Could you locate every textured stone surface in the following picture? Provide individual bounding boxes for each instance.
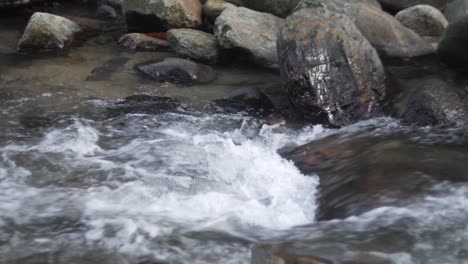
[243,0,300,17]
[118,33,168,51]
[378,0,448,11]
[396,5,448,37]
[214,7,284,68]
[167,29,219,63]
[277,8,385,127]
[18,12,81,51]
[203,0,236,21]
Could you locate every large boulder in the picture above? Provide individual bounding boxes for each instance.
[167,29,219,63]
[438,14,468,67]
[137,58,217,85]
[243,0,300,17]
[297,1,434,58]
[444,0,468,23]
[277,8,385,127]
[377,0,448,11]
[122,0,202,32]
[214,7,284,68]
[18,12,81,51]
[395,5,448,37]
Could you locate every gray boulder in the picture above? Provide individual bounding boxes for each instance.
[122,0,202,32]
[203,0,237,21]
[214,7,284,68]
[438,14,468,67]
[277,8,385,127]
[137,58,217,85]
[167,29,219,63]
[18,12,81,51]
[296,0,381,11]
[396,5,448,37]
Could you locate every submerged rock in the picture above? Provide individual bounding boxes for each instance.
[119,33,169,52]
[96,5,118,20]
[214,7,284,68]
[205,87,275,116]
[108,95,186,117]
[17,12,81,51]
[167,29,219,64]
[395,5,448,37]
[400,78,468,126]
[438,15,468,68]
[137,58,217,85]
[122,0,202,32]
[277,8,385,127]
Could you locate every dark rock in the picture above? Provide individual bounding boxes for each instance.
[205,87,275,116]
[203,0,237,21]
[251,245,333,264]
[378,0,448,11]
[87,57,130,81]
[96,5,118,20]
[122,0,202,32]
[118,33,169,52]
[18,12,81,51]
[400,78,468,126]
[137,58,217,85]
[167,29,219,63]
[444,0,468,23]
[277,8,385,127]
[108,94,186,117]
[282,130,468,220]
[243,0,300,17]
[438,14,468,68]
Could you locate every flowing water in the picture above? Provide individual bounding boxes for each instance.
[1,7,468,264]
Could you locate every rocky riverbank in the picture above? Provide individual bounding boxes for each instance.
[2,0,468,263]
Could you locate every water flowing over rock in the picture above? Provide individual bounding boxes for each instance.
[167,29,219,64]
[214,7,284,68]
[277,8,385,127]
[137,58,217,85]
[377,0,448,11]
[438,14,468,67]
[395,5,448,38]
[18,12,81,51]
[122,0,202,32]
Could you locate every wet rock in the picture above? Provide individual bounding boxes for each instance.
[87,57,130,81]
[108,94,186,117]
[205,87,275,116]
[119,33,169,52]
[214,7,284,68]
[17,12,81,51]
[243,0,300,17]
[282,130,468,220]
[277,8,385,127]
[122,0,202,32]
[400,78,468,126]
[378,0,448,11]
[251,245,332,264]
[167,29,219,64]
[347,3,435,58]
[99,0,122,9]
[0,0,36,8]
[438,15,468,68]
[203,0,237,21]
[395,5,448,37]
[444,0,468,23]
[96,5,118,20]
[296,0,382,11]
[137,58,217,85]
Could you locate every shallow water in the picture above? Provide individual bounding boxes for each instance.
[1,7,468,264]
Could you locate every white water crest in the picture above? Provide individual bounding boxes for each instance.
[0,113,325,261]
